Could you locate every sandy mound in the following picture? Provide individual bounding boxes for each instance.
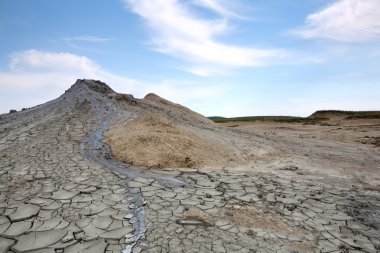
[104,114,235,168]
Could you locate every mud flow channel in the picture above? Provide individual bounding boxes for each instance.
[79,103,186,252]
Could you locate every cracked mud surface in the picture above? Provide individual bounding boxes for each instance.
[0,79,379,252]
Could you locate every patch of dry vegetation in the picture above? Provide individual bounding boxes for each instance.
[210,110,380,124]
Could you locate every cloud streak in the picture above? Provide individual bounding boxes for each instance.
[191,0,242,19]
[62,35,113,42]
[292,0,380,42]
[124,0,286,74]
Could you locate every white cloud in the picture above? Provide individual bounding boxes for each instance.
[124,0,285,74]
[184,66,228,77]
[9,50,101,74]
[0,50,228,113]
[0,50,137,113]
[4,49,137,90]
[292,0,380,42]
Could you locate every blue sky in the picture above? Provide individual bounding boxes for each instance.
[0,0,379,116]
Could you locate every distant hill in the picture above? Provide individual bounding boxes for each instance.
[309,110,380,120]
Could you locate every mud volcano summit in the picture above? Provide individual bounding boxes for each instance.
[0,79,379,252]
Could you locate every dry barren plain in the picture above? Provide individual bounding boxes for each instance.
[0,80,379,253]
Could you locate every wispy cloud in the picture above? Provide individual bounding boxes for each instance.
[124,0,286,75]
[0,50,228,113]
[291,0,380,42]
[62,35,113,42]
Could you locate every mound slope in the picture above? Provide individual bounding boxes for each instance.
[143,93,214,125]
